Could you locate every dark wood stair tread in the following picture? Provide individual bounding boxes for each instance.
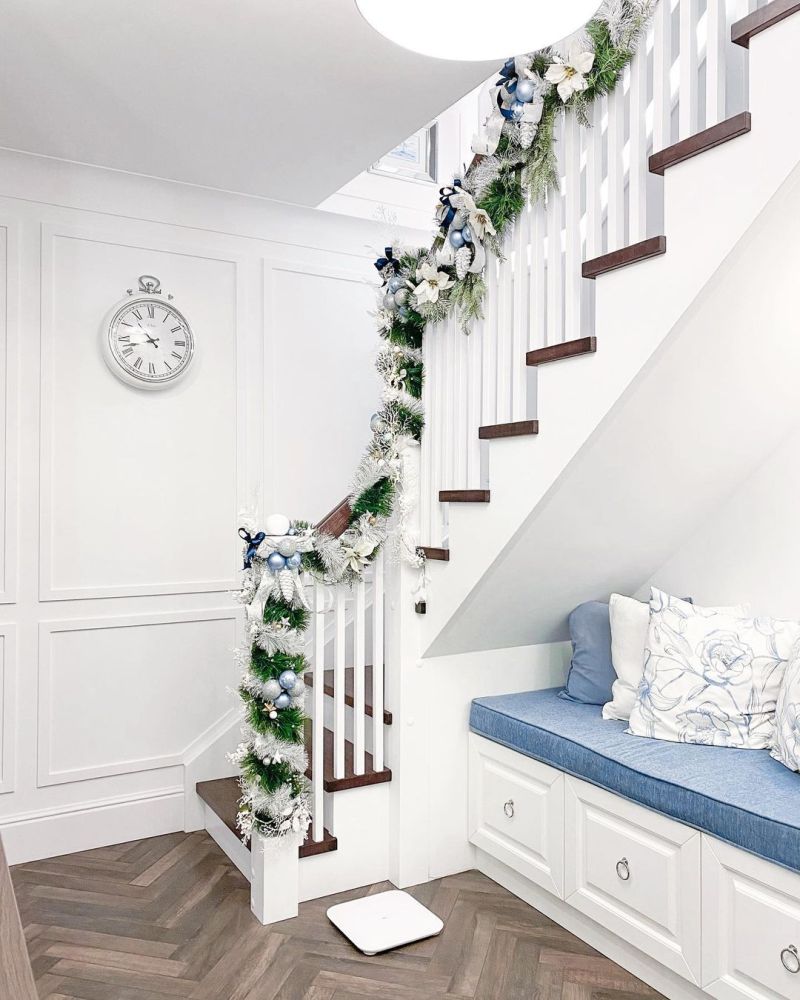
[305,665,393,725]
[526,337,596,367]
[650,113,751,175]
[582,236,666,278]
[439,490,490,502]
[732,0,800,46]
[304,723,392,792]
[418,546,450,561]
[479,420,539,440]
[197,776,338,859]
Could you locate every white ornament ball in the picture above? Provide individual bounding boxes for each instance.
[264,678,282,700]
[264,513,291,536]
[277,537,297,558]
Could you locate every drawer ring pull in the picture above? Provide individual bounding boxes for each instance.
[615,857,631,881]
[781,945,800,974]
[503,799,515,818]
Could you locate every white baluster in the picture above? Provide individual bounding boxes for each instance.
[441,318,454,489]
[629,52,649,244]
[419,331,432,545]
[353,578,366,775]
[466,306,483,484]
[454,311,467,487]
[371,550,385,772]
[563,111,582,342]
[312,582,325,842]
[585,99,603,260]
[429,322,444,543]
[511,201,529,420]
[333,585,346,780]
[607,89,625,251]
[529,202,547,351]
[679,0,699,139]
[653,0,673,153]
[705,0,727,128]
[481,256,498,424]
[496,231,513,421]
[546,117,564,344]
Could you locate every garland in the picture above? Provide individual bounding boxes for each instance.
[232,0,654,843]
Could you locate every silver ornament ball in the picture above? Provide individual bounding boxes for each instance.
[274,692,291,710]
[383,291,398,312]
[286,550,302,570]
[277,537,297,558]
[394,287,409,307]
[449,229,465,249]
[461,224,473,244]
[278,669,298,690]
[370,413,386,433]
[515,77,536,103]
[398,305,410,319]
[387,275,404,293]
[266,551,287,572]
[263,678,282,701]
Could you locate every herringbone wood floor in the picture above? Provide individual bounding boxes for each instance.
[11,831,663,1000]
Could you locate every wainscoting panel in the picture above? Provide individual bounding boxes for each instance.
[0,223,17,605]
[264,259,380,523]
[38,611,239,786]
[39,224,242,601]
[0,626,15,794]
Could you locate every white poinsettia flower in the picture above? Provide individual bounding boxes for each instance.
[413,260,454,305]
[468,208,496,241]
[545,46,595,102]
[342,536,377,573]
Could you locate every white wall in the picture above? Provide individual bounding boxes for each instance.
[641,423,800,617]
[0,147,426,863]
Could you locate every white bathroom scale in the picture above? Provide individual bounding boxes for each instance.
[327,889,444,955]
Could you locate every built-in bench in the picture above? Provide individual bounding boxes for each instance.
[470,687,800,874]
[468,687,800,1000]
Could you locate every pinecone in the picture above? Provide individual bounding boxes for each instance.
[518,122,537,150]
[455,245,473,280]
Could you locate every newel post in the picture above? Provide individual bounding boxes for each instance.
[384,442,431,888]
[250,830,302,924]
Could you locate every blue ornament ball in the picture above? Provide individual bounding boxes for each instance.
[461,224,473,244]
[514,77,536,103]
[387,275,404,293]
[286,550,302,570]
[279,669,297,690]
[398,305,410,319]
[274,691,292,710]
[266,551,287,572]
[510,100,525,121]
[449,229,465,249]
[263,678,282,701]
[287,526,297,536]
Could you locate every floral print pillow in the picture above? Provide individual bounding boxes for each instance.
[627,589,800,749]
[771,643,800,771]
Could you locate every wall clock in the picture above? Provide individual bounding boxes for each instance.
[101,275,195,390]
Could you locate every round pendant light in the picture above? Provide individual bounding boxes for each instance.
[355,0,601,62]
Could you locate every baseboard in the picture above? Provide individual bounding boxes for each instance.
[0,787,184,865]
[475,850,706,1000]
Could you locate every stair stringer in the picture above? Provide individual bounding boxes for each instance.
[420,14,800,657]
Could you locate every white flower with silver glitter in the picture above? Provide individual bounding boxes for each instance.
[342,536,377,573]
[545,46,595,102]
[413,261,454,306]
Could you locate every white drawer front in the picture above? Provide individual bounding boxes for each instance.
[564,776,702,984]
[703,838,800,1000]
[468,734,564,897]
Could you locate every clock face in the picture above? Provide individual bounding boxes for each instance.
[105,298,194,388]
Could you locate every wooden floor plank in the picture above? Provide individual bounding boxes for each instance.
[11,832,663,1000]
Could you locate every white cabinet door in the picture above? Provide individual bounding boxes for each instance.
[564,776,702,985]
[703,837,800,1000]
[468,734,564,897]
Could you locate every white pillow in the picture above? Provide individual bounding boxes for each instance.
[627,588,799,748]
[602,592,747,722]
[771,641,800,771]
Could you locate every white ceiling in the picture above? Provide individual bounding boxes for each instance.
[0,1,497,205]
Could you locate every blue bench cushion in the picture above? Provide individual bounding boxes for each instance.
[470,687,800,874]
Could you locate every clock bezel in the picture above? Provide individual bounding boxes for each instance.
[101,292,196,391]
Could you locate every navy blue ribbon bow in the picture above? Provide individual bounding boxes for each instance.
[438,179,463,233]
[496,57,519,119]
[374,247,399,278]
[238,527,266,569]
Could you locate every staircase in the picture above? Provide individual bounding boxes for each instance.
[193,0,800,927]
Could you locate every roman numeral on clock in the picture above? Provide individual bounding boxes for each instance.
[164,359,172,371]
[171,350,182,360]
[132,309,143,321]
[148,362,155,374]
[122,347,134,357]
[134,357,143,369]
[171,326,181,334]
[174,340,185,347]
[118,335,130,343]
[146,303,155,318]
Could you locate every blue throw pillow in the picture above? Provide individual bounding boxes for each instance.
[560,601,615,706]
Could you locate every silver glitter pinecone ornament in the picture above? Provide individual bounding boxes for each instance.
[455,245,472,280]
[518,122,537,150]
